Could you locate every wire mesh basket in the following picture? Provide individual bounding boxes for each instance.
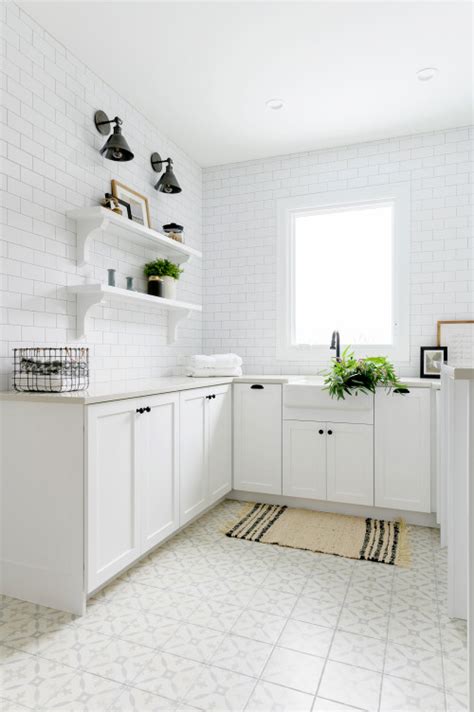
[13,347,89,393]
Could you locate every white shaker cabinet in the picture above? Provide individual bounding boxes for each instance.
[87,392,180,592]
[375,388,431,512]
[326,422,373,506]
[179,384,232,525]
[283,420,373,505]
[283,421,327,499]
[139,394,180,553]
[233,383,282,494]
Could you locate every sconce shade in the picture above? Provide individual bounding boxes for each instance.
[155,161,182,193]
[100,124,134,162]
[94,110,134,162]
[151,152,182,194]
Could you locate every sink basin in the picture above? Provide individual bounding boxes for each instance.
[283,380,373,423]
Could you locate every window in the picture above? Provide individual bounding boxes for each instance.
[277,185,409,362]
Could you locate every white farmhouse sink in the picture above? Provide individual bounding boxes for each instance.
[283,379,374,424]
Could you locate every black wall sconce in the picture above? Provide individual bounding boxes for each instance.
[150,152,182,193]
[94,110,134,162]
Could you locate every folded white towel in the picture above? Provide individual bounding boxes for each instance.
[186,366,243,377]
[188,353,243,369]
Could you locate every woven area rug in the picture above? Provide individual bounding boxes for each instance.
[225,503,410,566]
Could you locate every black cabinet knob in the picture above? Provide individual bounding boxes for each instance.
[145,406,151,413]
[318,429,324,435]
[327,429,333,435]
[136,407,144,414]
[212,394,216,399]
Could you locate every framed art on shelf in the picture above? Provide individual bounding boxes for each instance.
[420,346,448,379]
[111,180,151,228]
[437,320,474,367]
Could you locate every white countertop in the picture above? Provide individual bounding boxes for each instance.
[0,373,439,405]
[441,365,474,380]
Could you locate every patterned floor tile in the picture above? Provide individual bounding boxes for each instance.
[184,665,257,711]
[1,503,466,712]
[211,633,273,677]
[384,642,444,688]
[43,670,124,710]
[291,596,341,629]
[246,680,314,711]
[329,630,386,672]
[116,611,181,650]
[110,686,178,711]
[379,674,446,711]
[261,646,325,694]
[81,637,157,684]
[277,619,333,658]
[231,609,287,645]
[161,623,225,663]
[133,651,204,701]
[318,660,382,712]
[0,648,77,708]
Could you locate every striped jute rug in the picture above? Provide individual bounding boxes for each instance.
[225,503,410,566]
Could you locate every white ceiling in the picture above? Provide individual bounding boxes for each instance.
[20,1,473,167]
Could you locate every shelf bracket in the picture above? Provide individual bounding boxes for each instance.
[76,217,110,266]
[76,292,105,339]
[168,309,192,344]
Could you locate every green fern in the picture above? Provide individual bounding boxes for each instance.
[322,346,409,400]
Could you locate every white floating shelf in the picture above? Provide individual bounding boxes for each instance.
[67,206,202,267]
[67,284,202,343]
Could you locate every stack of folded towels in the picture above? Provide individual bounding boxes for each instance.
[186,353,243,377]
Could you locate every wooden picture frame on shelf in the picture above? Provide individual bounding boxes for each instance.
[111,180,151,229]
[437,320,474,367]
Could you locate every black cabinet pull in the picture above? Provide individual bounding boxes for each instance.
[212,394,216,399]
[318,429,324,435]
[136,407,144,414]
[250,384,264,389]
[145,406,151,413]
[327,429,333,435]
[206,395,211,400]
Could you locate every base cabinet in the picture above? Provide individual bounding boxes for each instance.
[283,420,373,505]
[283,421,326,499]
[87,393,180,592]
[326,422,373,506]
[375,389,431,512]
[234,384,282,494]
[179,384,232,526]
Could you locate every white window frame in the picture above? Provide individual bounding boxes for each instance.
[276,183,410,363]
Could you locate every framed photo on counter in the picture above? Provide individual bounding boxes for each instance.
[420,346,448,379]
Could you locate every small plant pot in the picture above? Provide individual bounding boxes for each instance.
[147,276,163,297]
[161,276,177,300]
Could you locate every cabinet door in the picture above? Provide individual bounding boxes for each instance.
[179,389,208,525]
[375,389,431,512]
[234,384,282,494]
[139,393,179,554]
[326,422,373,506]
[283,421,327,499]
[87,399,140,592]
[208,385,232,505]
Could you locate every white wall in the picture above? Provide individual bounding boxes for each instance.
[0,3,202,390]
[203,127,473,376]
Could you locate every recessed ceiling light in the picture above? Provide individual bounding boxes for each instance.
[266,98,284,110]
[416,67,439,82]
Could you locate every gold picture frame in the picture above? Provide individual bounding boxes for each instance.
[111,180,151,229]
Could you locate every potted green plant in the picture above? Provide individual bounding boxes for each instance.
[143,259,183,300]
[323,347,409,400]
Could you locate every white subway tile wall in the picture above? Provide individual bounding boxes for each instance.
[202,127,473,376]
[1,2,473,387]
[0,2,203,390]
